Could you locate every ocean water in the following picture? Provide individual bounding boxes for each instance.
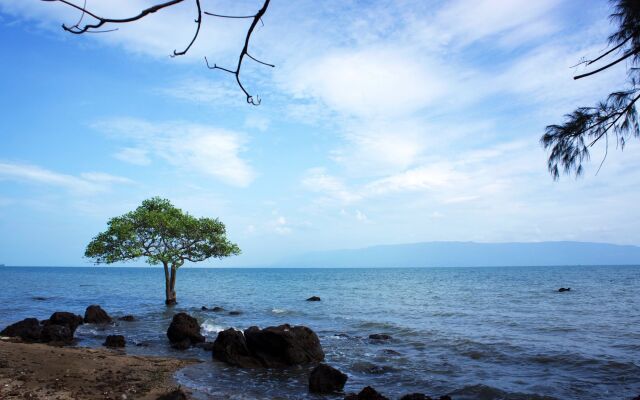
[1,266,639,400]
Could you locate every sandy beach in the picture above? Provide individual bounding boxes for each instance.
[0,340,197,400]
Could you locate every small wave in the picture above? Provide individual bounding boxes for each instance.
[271,308,289,314]
[201,320,226,335]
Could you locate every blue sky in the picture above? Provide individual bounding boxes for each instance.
[1,0,639,267]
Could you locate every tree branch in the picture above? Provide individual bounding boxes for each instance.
[172,0,201,57]
[204,0,272,105]
[574,47,640,80]
[41,0,185,34]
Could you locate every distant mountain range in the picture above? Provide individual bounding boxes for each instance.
[280,241,640,268]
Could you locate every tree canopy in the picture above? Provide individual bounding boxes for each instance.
[85,197,240,304]
[542,0,640,179]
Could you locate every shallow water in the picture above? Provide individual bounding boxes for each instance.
[1,266,639,399]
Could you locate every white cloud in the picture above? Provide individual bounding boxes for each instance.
[113,148,151,166]
[0,162,132,195]
[95,118,255,187]
[286,46,449,118]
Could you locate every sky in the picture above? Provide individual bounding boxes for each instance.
[1,0,640,267]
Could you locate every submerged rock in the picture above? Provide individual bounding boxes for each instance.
[344,386,390,400]
[104,335,126,348]
[369,333,392,341]
[558,287,571,292]
[400,395,432,400]
[84,305,112,324]
[212,306,225,312]
[212,324,325,368]
[194,342,215,351]
[306,296,321,301]
[166,312,204,349]
[228,310,242,316]
[118,315,135,322]
[1,318,43,342]
[309,363,348,393]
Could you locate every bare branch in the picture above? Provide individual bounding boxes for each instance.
[574,47,640,80]
[172,0,201,57]
[42,0,185,33]
[43,0,273,104]
[203,0,273,105]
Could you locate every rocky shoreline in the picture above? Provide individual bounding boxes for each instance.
[0,304,457,399]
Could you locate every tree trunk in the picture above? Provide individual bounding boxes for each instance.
[167,265,178,305]
[164,262,176,305]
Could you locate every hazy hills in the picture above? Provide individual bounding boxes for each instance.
[281,241,640,268]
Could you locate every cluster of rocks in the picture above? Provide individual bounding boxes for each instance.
[0,305,132,348]
[0,305,112,345]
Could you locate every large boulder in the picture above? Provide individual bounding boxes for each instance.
[0,318,42,342]
[244,324,325,367]
[212,324,324,368]
[84,305,112,324]
[212,328,263,368]
[309,363,348,393]
[344,386,390,400]
[41,324,73,344]
[46,311,83,334]
[166,313,204,348]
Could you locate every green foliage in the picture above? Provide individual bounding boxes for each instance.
[85,197,240,267]
[542,0,640,179]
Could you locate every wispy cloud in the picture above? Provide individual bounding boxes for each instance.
[0,162,133,195]
[95,118,255,187]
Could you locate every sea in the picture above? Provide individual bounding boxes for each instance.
[0,266,639,400]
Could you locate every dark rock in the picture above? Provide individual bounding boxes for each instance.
[244,324,325,367]
[171,339,192,350]
[166,313,204,347]
[344,386,389,400]
[1,318,42,341]
[84,305,112,324]
[136,342,151,347]
[309,363,348,393]
[369,333,392,341]
[212,324,325,368]
[228,310,242,316]
[439,396,452,400]
[400,394,433,400]
[201,306,209,311]
[212,307,224,312]
[381,349,401,356]
[194,342,215,351]
[118,315,135,322]
[41,324,73,344]
[104,335,126,348]
[156,388,188,400]
[47,312,83,334]
[31,296,48,301]
[306,296,321,301]
[212,328,263,368]
[558,287,571,292]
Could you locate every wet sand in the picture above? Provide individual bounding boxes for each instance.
[0,340,198,399]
